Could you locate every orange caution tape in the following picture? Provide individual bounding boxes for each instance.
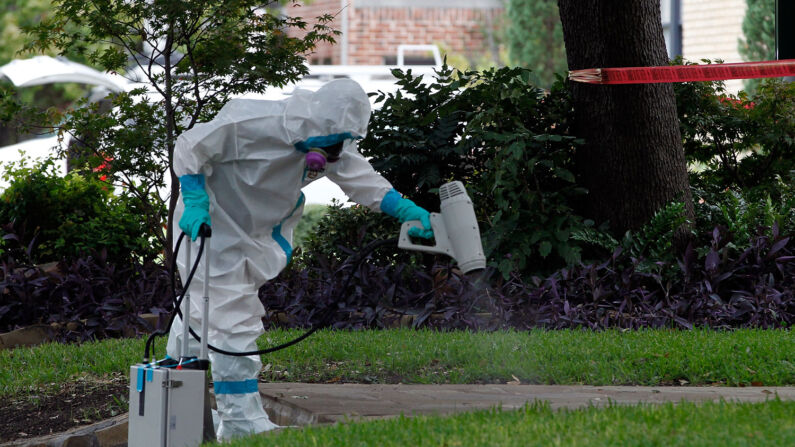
[569,59,795,84]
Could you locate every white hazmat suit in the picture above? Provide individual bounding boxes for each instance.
[166,79,399,440]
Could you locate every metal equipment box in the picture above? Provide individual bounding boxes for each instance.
[128,365,209,447]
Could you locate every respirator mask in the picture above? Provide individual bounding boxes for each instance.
[305,140,344,179]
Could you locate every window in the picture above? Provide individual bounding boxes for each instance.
[661,0,682,58]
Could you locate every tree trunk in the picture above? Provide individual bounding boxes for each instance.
[557,0,693,235]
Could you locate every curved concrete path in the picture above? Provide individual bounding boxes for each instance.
[4,384,793,446]
[259,383,795,425]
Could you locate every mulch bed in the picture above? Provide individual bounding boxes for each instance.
[0,374,129,443]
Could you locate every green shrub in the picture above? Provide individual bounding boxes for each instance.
[293,204,328,248]
[307,63,792,280]
[571,201,691,284]
[692,174,795,249]
[0,158,159,264]
[674,60,795,195]
[292,202,424,272]
[360,65,586,278]
[573,202,689,260]
[673,62,794,249]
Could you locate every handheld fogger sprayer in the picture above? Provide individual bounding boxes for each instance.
[398,181,487,274]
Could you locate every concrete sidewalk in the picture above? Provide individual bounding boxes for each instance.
[5,384,794,447]
[259,383,795,426]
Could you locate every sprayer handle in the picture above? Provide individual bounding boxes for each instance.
[198,223,212,238]
[397,213,452,256]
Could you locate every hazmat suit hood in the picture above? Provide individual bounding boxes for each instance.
[284,78,371,144]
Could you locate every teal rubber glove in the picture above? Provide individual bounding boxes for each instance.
[380,189,434,239]
[178,174,211,241]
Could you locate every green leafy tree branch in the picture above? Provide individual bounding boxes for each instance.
[2,0,339,263]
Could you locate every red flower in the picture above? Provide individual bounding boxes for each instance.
[92,155,114,182]
[716,95,755,110]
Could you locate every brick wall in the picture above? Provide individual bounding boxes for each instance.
[348,6,502,65]
[287,0,342,65]
[288,1,503,65]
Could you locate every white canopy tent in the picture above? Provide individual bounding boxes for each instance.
[0,55,129,92]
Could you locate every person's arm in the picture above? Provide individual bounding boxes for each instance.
[324,143,393,209]
[326,143,434,239]
[173,117,237,240]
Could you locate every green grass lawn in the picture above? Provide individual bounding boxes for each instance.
[215,399,795,447]
[1,328,793,396]
[2,328,792,446]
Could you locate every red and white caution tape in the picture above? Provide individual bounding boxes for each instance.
[569,59,795,84]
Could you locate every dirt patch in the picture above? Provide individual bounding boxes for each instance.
[0,374,129,443]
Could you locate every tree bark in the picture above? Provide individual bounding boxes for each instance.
[557,0,693,234]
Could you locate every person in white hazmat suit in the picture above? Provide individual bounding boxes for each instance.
[166,79,434,440]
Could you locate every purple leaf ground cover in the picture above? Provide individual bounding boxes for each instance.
[261,228,793,331]
[0,250,171,341]
[0,228,791,341]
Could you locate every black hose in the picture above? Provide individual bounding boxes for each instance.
[143,230,204,361]
[147,232,398,360]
